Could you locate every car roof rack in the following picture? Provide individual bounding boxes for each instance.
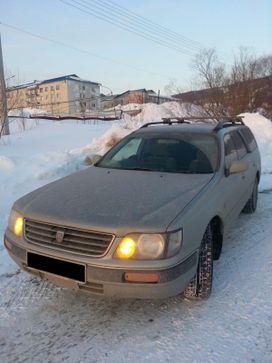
[140,117,193,128]
[213,116,245,131]
[140,116,245,130]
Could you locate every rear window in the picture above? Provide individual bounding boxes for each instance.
[239,128,257,152]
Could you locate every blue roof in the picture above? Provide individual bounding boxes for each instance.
[7,74,100,91]
[40,74,100,85]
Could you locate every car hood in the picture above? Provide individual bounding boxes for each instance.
[14,166,213,236]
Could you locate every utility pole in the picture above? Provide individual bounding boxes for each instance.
[157,89,160,104]
[0,34,9,137]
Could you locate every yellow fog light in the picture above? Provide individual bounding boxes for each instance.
[14,217,23,236]
[116,237,136,259]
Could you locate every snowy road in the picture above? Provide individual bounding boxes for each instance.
[1,191,271,363]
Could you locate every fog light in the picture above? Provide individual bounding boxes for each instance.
[116,237,136,259]
[14,217,23,236]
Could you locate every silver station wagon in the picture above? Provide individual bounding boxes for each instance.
[4,117,261,299]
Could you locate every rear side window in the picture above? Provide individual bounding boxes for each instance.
[239,128,257,152]
[224,133,238,165]
[231,131,247,160]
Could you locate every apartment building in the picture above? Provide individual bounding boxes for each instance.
[7,74,101,114]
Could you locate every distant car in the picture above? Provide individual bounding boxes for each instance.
[4,117,261,299]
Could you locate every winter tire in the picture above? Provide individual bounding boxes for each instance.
[184,224,213,299]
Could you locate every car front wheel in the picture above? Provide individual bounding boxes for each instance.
[183,224,213,299]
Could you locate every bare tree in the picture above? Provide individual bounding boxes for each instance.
[194,48,227,89]
[190,48,229,119]
[164,78,183,96]
[189,47,272,118]
[0,35,9,136]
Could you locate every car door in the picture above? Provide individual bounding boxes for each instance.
[231,130,252,209]
[222,132,247,226]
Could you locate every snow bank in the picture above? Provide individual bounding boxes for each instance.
[88,125,130,155]
[242,112,272,174]
[0,155,15,171]
[132,102,201,123]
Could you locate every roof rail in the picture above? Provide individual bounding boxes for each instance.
[139,116,245,129]
[213,116,245,131]
[140,117,191,128]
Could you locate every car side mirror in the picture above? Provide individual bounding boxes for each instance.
[225,160,248,177]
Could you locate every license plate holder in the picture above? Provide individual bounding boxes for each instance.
[27,252,86,283]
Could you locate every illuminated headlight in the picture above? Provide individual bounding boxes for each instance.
[8,210,24,237]
[114,230,182,260]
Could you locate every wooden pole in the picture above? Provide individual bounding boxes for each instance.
[0,34,9,136]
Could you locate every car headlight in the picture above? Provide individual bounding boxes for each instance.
[166,230,183,258]
[8,210,24,237]
[114,230,182,260]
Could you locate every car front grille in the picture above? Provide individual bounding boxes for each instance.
[24,219,114,257]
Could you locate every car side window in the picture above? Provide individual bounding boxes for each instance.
[239,128,257,152]
[224,133,238,168]
[231,131,248,160]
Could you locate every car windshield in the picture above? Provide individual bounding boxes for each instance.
[96,134,219,174]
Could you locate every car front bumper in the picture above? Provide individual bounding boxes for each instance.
[4,234,197,299]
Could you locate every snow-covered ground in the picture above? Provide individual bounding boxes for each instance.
[0,107,272,362]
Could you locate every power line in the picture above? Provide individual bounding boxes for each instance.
[59,0,197,56]
[79,0,204,51]
[97,0,205,48]
[0,21,179,80]
[59,0,230,62]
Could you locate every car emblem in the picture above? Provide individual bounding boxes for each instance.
[56,230,65,243]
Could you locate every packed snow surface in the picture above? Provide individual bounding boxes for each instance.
[0,106,272,362]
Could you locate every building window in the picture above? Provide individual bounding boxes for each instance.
[56,94,59,99]
[56,85,60,90]
[92,103,96,108]
[40,88,43,93]
[51,86,54,91]
[82,85,85,90]
[45,87,48,92]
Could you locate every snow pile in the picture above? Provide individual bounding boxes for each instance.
[242,112,272,174]
[113,101,202,128]
[130,102,201,123]
[87,125,130,155]
[0,155,15,171]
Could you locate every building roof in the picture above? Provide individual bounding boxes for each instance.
[7,74,100,91]
[40,74,100,86]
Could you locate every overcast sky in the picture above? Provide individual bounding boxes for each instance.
[1,0,271,94]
